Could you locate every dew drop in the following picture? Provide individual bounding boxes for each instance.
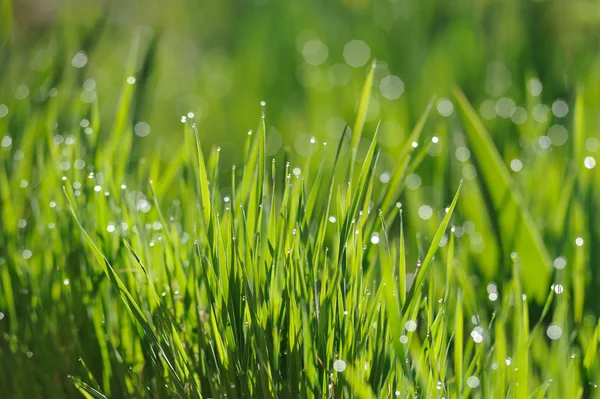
[546,323,563,340]
[466,376,480,388]
[333,359,346,372]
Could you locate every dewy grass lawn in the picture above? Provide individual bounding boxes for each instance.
[1,54,600,399]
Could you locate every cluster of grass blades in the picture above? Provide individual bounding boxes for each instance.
[1,57,600,399]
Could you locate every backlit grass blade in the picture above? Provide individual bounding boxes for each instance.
[403,181,462,313]
[342,365,377,399]
[378,98,434,221]
[453,86,552,302]
[584,320,600,373]
[68,375,108,399]
[339,129,379,259]
[454,290,463,395]
[399,216,406,307]
[349,60,376,176]
[192,123,212,226]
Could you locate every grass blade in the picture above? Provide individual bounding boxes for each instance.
[453,86,552,302]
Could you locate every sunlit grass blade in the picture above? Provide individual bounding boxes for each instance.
[403,181,462,314]
[192,123,212,226]
[349,60,376,176]
[68,375,108,399]
[453,86,552,302]
[378,98,434,222]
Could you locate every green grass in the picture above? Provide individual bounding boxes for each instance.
[1,1,600,397]
[1,55,600,398]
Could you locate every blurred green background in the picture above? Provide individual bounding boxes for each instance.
[3,0,599,162]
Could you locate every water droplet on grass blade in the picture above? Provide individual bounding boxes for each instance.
[1,135,11,147]
[552,99,568,117]
[370,233,379,244]
[510,159,523,172]
[405,320,417,332]
[533,104,550,123]
[586,138,599,152]
[418,205,433,220]
[553,256,566,270]
[406,174,421,190]
[333,359,347,372]
[584,156,596,169]
[552,284,564,294]
[135,122,151,137]
[467,376,480,388]
[547,323,562,340]
[71,51,88,68]
[379,75,404,100]
[437,98,454,116]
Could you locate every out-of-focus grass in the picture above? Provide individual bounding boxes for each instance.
[2,0,599,157]
[1,0,600,398]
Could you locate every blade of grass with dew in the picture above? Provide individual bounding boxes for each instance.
[339,130,379,264]
[402,181,462,315]
[68,375,108,399]
[63,189,196,397]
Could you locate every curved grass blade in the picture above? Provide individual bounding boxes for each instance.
[453,86,552,302]
[68,375,108,399]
